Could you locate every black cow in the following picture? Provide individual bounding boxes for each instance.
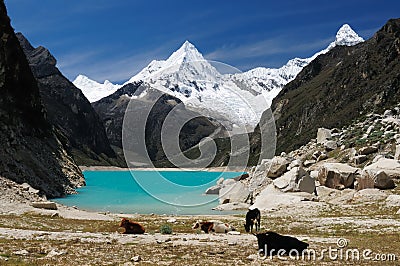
[244,208,261,233]
[255,231,309,257]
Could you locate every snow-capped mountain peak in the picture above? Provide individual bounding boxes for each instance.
[126,40,220,84]
[73,74,122,102]
[334,24,364,46]
[166,40,205,65]
[75,24,364,129]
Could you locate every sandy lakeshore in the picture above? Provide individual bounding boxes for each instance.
[79,166,247,172]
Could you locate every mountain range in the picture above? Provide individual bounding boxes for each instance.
[74,24,364,132]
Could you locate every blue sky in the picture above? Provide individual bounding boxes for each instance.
[5,0,400,83]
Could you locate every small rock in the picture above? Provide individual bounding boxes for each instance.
[14,249,29,256]
[216,178,224,185]
[131,255,141,262]
[51,212,59,218]
[312,151,322,160]
[228,242,237,246]
[354,155,367,165]
[20,183,30,191]
[397,209,400,215]
[395,145,400,160]
[317,153,328,162]
[46,249,66,257]
[383,109,393,117]
[31,201,57,210]
[247,254,258,261]
[227,231,240,235]
[167,218,177,223]
[386,195,400,207]
[303,160,316,167]
[358,146,378,155]
[324,141,338,151]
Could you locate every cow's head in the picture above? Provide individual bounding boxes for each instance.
[119,218,129,227]
[192,220,202,229]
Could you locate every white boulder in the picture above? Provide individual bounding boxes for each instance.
[219,181,250,204]
[317,128,332,144]
[364,158,400,179]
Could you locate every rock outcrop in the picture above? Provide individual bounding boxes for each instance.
[16,33,123,167]
[0,2,83,197]
[93,85,220,166]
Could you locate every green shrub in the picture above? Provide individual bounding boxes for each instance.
[160,224,173,234]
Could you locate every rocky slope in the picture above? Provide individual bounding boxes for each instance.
[0,1,83,198]
[270,18,400,154]
[210,106,400,211]
[16,33,124,166]
[92,83,221,166]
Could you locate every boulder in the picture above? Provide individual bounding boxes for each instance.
[219,182,250,204]
[352,189,387,203]
[324,141,338,151]
[358,146,378,155]
[222,179,236,187]
[317,128,332,144]
[273,167,315,194]
[250,184,313,211]
[386,195,400,207]
[354,172,374,191]
[317,163,359,189]
[216,178,224,185]
[205,185,221,195]
[372,171,395,189]
[266,156,290,179]
[354,155,367,165]
[31,201,57,210]
[364,158,400,179]
[254,159,271,173]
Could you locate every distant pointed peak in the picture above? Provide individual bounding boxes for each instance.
[334,23,364,45]
[166,40,205,64]
[177,40,199,54]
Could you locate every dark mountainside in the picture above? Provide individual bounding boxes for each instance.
[16,33,125,167]
[0,2,84,197]
[93,83,220,166]
[253,18,400,155]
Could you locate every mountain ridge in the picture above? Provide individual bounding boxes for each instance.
[74,24,363,132]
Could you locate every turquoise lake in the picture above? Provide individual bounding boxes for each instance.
[55,170,244,215]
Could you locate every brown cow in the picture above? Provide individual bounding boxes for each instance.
[119,218,145,234]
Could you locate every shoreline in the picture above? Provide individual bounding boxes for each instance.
[79,165,247,172]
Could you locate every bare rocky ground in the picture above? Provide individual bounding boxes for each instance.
[0,181,399,265]
[1,110,400,265]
